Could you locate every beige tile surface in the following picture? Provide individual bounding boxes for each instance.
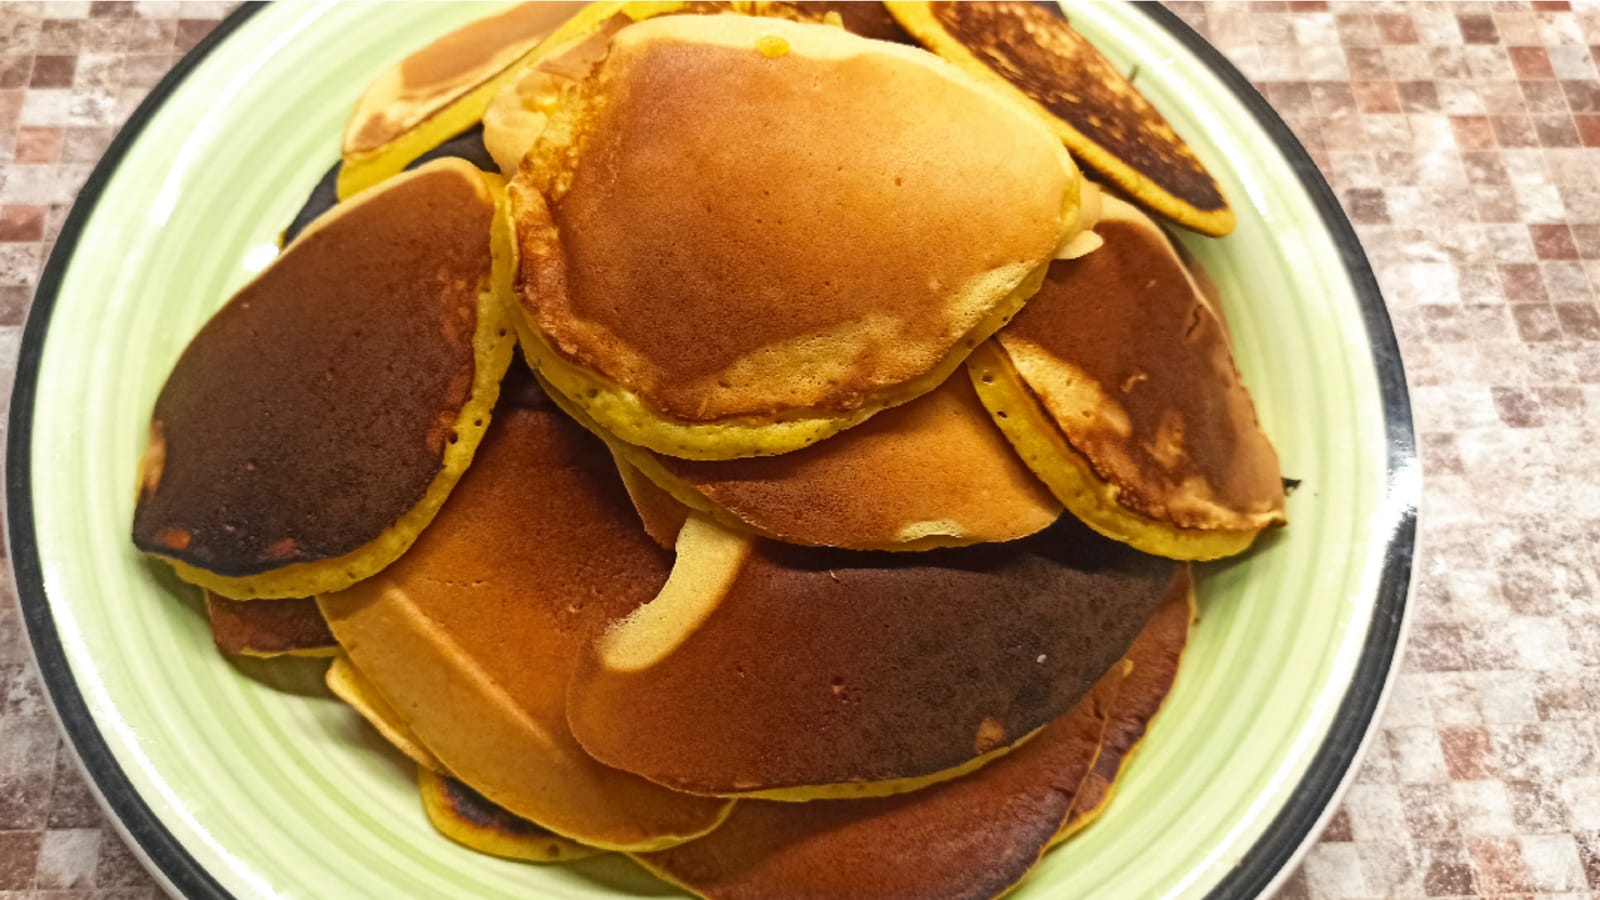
[1,1,1597,897]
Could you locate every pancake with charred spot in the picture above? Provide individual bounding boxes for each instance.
[567,512,1175,798]
[888,1,1234,235]
[132,159,516,599]
[631,641,1135,899]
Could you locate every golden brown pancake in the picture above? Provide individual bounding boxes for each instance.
[481,2,911,178]
[968,195,1285,561]
[325,653,446,774]
[1055,565,1194,846]
[606,373,1061,550]
[567,513,1176,797]
[338,2,588,198]
[317,403,732,850]
[888,1,1234,236]
[132,159,515,598]
[205,592,334,657]
[632,658,1126,900]
[511,13,1085,459]
[417,767,601,864]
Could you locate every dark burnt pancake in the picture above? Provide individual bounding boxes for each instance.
[897,1,1232,235]
[762,1,914,43]
[205,592,334,656]
[633,655,1126,899]
[133,159,509,596]
[568,514,1176,795]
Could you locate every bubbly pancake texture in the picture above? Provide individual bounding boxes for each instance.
[132,159,515,598]
[317,403,731,850]
[969,195,1285,561]
[337,2,588,198]
[888,1,1234,236]
[205,592,334,657]
[418,767,601,864]
[568,514,1175,796]
[1055,566,1194,846]
[613,374,1062,550]
[511,13,1081,459]
[633,658,1126,900]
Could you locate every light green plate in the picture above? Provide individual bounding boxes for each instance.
[7,3,1416,898]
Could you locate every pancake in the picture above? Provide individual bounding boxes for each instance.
[510,13,1086,459]
[482,3,911,177]
[205,592,334,657]
[337,2,588,198]
[567,513,1176,798]
[612,455,690,551]
[132,159,515,598]
[632,658,1126,900]
[967,194,1285,561]
[317,403,732,850]
[418,767,601,864]
[1054,565,1194,846]
[887,1,1234,236]
[325,653,445,773]
[600,373,1062,550]
[285,126,497,247]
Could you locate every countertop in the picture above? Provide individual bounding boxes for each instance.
[0,1,1597,897]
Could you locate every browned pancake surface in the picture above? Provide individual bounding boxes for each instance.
[1000,212,1284,530]
[206,593,333,656]
[518,15,1070,421]
[569,515,1174,792]
[634,656,1125,900]
[132,165,492,577]
[1062,566,1192,837]
[319,403,729,847]
[930,1,1225,216]
[648,374,1059,547]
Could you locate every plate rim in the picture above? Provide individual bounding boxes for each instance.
[2,4,1417,899]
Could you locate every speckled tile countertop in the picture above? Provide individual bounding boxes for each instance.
[0,1,1597,898]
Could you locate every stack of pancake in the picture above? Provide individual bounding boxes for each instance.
[133,4,1287,898]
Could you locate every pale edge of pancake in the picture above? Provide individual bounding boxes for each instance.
[157,163,518,598]
[965,341,1261,561]
[325,653,446,773]
[884,1,1235,237]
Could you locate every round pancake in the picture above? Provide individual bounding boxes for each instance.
[337,2,589,198]
[967,194,1285,561]
[205,592,334,658]
[567,513,1175,797]
[511,13,1084,459]
[317,403,732,850]
[481,2,910,178]
[417,767,601,864]
[887,1,1234,236]
[325,653,446,774]
[1054,565,1194,846]
[132,159,516,598]
[607,373,1062,550]
[632,657,1127,900]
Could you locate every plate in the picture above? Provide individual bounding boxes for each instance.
[5,3,1417,898]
